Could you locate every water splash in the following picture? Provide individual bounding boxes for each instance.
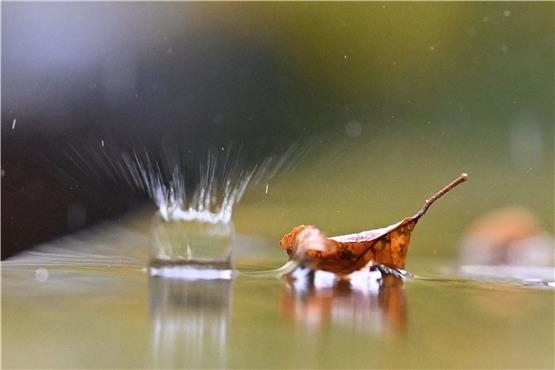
[62,140,312,225]
[124,144,307,223]
[121,150,251,223]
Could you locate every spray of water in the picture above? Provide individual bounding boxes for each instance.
[62,140,312,225]
[121,151,247,223]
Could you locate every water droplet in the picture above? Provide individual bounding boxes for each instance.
[35,268,49,282]
[503,10,511,17]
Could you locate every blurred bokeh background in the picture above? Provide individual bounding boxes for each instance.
[2,2,553,261]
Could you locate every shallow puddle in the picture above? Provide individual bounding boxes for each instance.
[2,218,553,369]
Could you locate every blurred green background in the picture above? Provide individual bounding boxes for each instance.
[231,2,553,261]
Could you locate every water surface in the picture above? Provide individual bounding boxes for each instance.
[2,214,553,369]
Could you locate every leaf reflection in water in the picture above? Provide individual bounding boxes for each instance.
[279,267,406,336]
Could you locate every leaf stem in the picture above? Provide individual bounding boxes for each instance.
[414,173,468,219]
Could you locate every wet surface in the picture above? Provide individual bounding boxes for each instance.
[2,215,553,369]
[2,3,553,368]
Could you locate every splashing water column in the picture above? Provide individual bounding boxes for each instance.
[139,142,303,279]
[149,212,235,279]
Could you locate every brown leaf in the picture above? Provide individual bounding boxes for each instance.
[280,173,468,275]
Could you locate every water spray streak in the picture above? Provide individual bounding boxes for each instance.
[62,139,313,224]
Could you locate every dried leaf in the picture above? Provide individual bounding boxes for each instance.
[280,173,468,275]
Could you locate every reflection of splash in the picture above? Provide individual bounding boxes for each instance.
[148,276,232,369]
[279,268,406,336]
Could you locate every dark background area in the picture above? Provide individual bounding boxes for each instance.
[1,2,329,258]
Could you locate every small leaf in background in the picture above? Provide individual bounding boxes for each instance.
[280,174,468,275]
